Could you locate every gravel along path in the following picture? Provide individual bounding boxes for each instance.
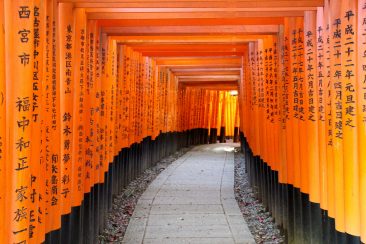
[98,145,284,243]
[98,147,191,243]
[234,147,285,244]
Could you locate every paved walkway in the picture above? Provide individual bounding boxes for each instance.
[123,143,255,244]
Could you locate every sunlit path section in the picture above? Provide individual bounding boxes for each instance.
[123,143,254,244]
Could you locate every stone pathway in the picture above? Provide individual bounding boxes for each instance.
[122,143,255,244]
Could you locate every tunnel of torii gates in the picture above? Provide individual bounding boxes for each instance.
[1,0,366,243]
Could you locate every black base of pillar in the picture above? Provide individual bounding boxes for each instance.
[239,131,363,244]
[219,126,226,143]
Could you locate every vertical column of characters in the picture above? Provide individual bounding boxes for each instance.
[329,0,345,232]
[108,37,117,163]
[102,33,108,180]
[173,75,179,132]
[100,33,108,174]
[119,45,126,145]
[357,0,366,241]
[257,40,266,160]
[254,41,260,152]
[304,10,320,204]
[4,1,34,243]
[142,57,148,139]
[139,54,144,141]
[289,18,301,189]
[166,70,171,132]
[267,36,274,168]
[271,36,280,172]
[135,52,140,141]
[138,54,143,139]
[49,0,61,231]
[323,0,335,220]
[278,23,289,184]
[116,45,123,152]
[269,36,277,168]
[41,0,52,235]
[139,55,147,139]
[134,53,140,142]
[88,20,98,186]
[160,65,164,133]
[148,60,155,137]
[341,0,360,237]
[83,20,92,194]
[128,50,136,144]
[163,69,169,132]
[247,44,254,152]
[58,2,74,216]
[87,20,99,186]
[268,36,276,167]
[132,53,137,141]
[283,18,295,186]
[165,70,170,132]
[245,51,252,140]
[157,60,162,137]
[148,58,153,135]
[273,36,281,173]
[0,0,5,242]
[121,46,130,147]
[152,61,159,139]
[137,53,142,139]
[248,43,257,154]
[178,86,183,132]
[143,56,148,139]
[260,40,267,159]
[71,8,86,207]
[316,6,328,212]
[30,1,46,242]
[174,74,179,132]
[169,72,175,132]
[263,37,270,164]
[296,17,310,195]
[94,23,103,182]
